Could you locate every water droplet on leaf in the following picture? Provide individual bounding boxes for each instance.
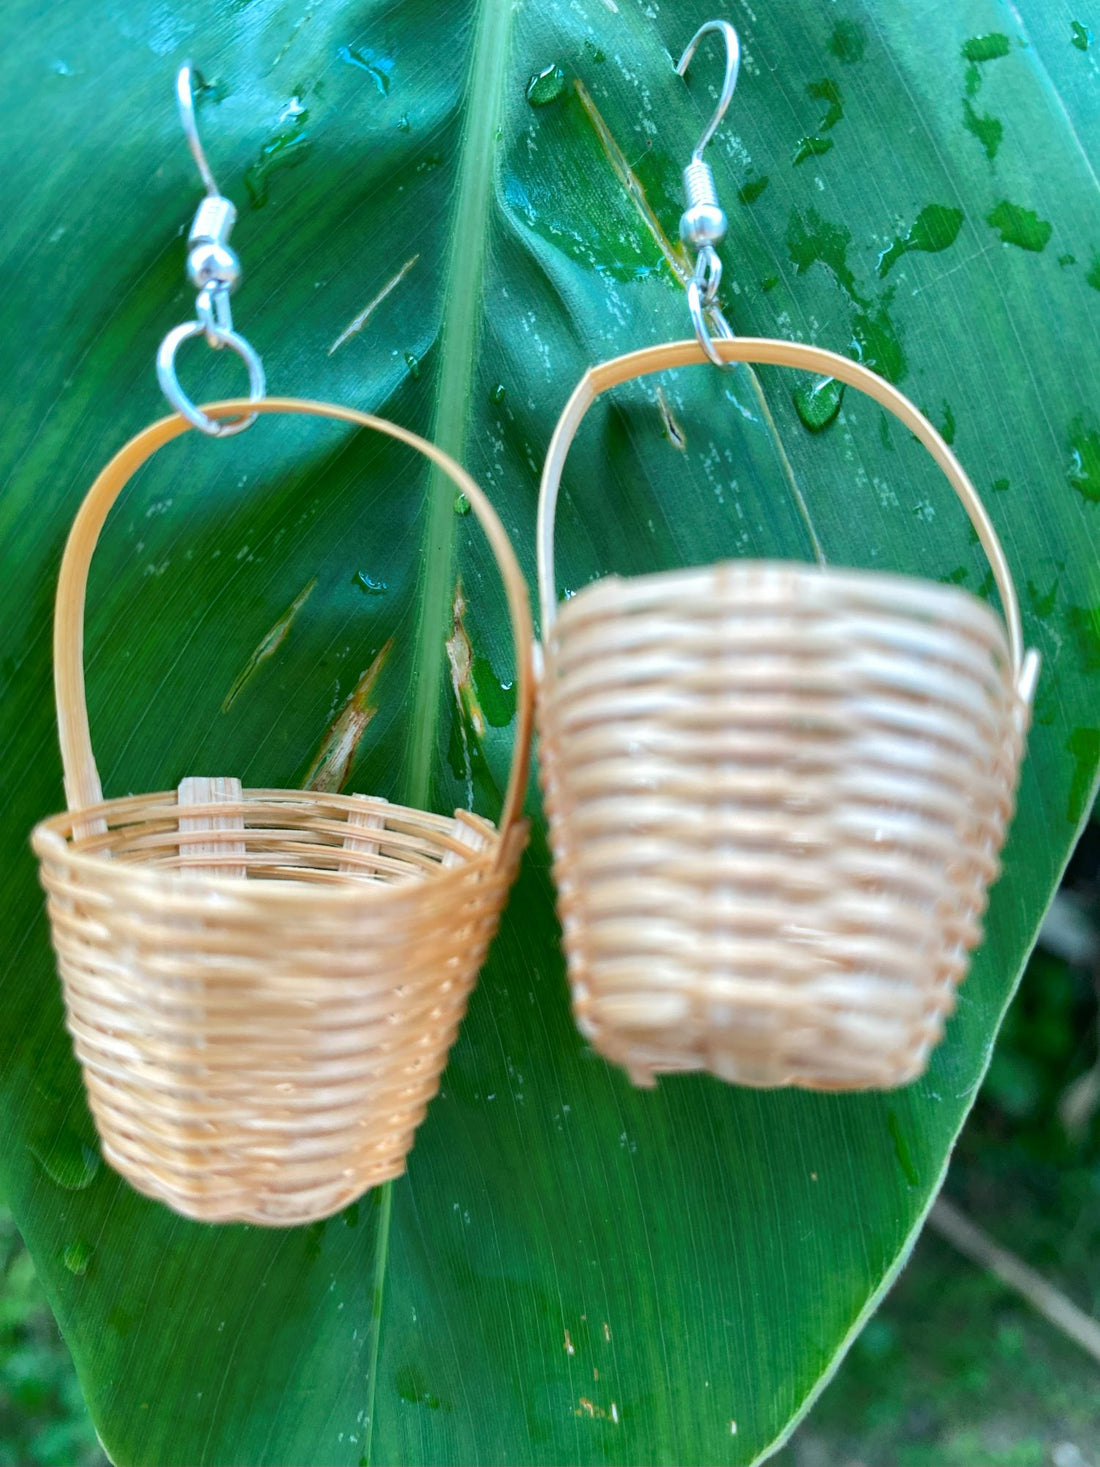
[29,1131,100,1191]
[454,493,470,515]
[737,175,769,206]
[62,1239,92,1276]
[472,657,516,727]
[806,77,844,130]
[1068,416,1100,501]
[339,44,394,94]
[352,571,387,595]
[887,1111,919,1187]
[793,376,844,432]
[787,207,867,305]
[244,97,311,208]
[1027,576,1058,618]
[877,204,963,276]
[961,33,1011,64]
[987,201,1052,252]
[851,305,907,383]
[962,100,1002,161]
[404,351,420,378]
[489,382,506,404]
[526,64,566,107]
[792,135,834,166]
[827,20,866,64]
[1071,20,1093,50]
[395,1364,442,1409]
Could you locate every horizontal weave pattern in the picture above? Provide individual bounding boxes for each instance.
[538,561,1029,1090]
[33,790,526,1224]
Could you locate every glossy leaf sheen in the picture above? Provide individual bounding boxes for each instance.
[1,2,1098,1463]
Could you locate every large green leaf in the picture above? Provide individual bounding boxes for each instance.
[2,1,1097,1462]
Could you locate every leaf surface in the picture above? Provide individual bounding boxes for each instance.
[1,1,1097,1463]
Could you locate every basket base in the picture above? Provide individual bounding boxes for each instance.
[102,1140,408,1227]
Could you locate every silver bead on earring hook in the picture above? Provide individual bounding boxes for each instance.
[674,20,741,368]
[156,62,265,436]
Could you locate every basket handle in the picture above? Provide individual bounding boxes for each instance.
[536,337,1036,692]
[54,397,534,840]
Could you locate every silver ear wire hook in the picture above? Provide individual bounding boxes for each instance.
[674,20,741,369]
[676,20,741,163]
[156,62,265,436]
[176,62,220,196]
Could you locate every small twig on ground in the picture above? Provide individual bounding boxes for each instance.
[928,1198,1100,1367]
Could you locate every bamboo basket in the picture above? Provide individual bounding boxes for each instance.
[536,339,1038,1091]
[32,398,532,1225]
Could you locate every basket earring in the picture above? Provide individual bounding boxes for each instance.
[31,65,533,1226]
[535,21,1039,1094]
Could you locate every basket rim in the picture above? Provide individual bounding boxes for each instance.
[548,559,1012,650]
[31,787,524,904]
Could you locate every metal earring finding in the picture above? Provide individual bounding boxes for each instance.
[155,63,265,436]
[674,20,741,368]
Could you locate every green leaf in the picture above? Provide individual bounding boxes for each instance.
[1,2,1098,1464]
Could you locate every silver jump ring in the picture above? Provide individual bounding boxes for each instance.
[692,244,723,305]
[196,283,233,346]
[156,320,266,436]
[687,280,736,370]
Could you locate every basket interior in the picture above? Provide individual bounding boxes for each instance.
[34,788,496,888]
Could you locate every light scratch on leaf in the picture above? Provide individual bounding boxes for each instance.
[304,639,393,792]
[221,576,318,713]
[573,79,691,286]
[328,254,421,355]
[268,3,316,73]
[656,386,687,450]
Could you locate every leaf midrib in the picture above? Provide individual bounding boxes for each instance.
[404,0,514,811]
[370,1,515,1460]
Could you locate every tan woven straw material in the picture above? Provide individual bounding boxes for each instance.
[536,338,1039,1092]
[32,398,533,1225]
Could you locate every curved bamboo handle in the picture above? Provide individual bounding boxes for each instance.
[55,397,534,839]
[536,338,1034,688]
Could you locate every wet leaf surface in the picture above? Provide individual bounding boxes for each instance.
[1,2,1098,1463]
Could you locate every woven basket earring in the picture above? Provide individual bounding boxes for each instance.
[534,23,1038,1093]
[30,68,533,1225]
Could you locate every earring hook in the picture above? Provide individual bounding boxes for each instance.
[156,63,266,435]
[176,62,220,197]
[675,19,741,163]
[674,20,740,369]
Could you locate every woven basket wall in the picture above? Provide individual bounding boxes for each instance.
[33,399,533,1224]
[33,792,525,1224]
[536,338,1037,1091]
[538,561,1029,1090]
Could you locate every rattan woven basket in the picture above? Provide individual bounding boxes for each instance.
[536,339,1038,1092]
[32,398,533,1225]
